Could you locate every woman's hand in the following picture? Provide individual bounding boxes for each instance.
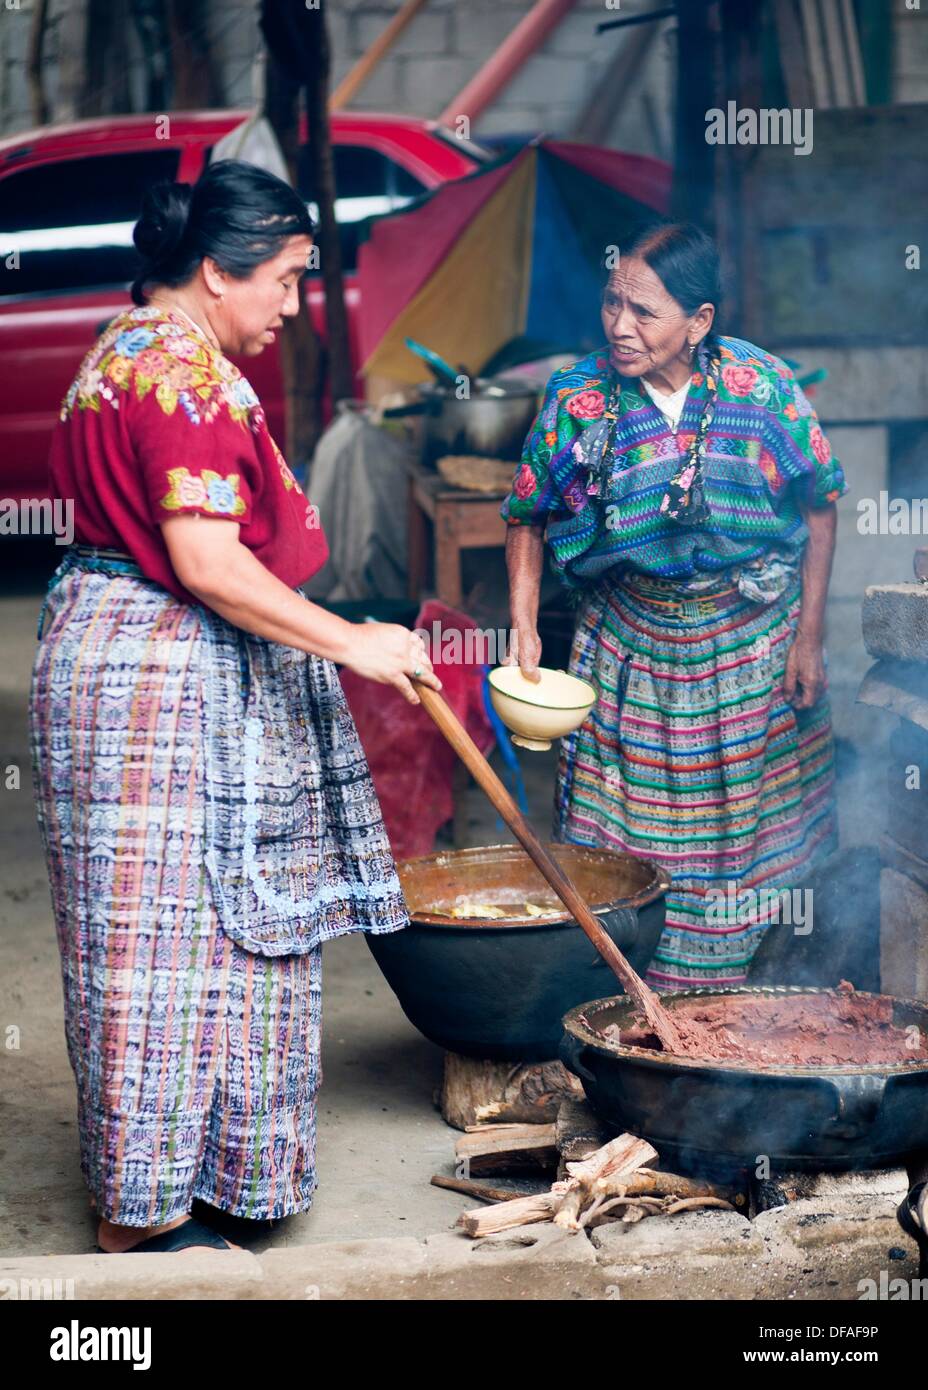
[783,630,826,710]
[340,623,442,706]
[505,624,543,682]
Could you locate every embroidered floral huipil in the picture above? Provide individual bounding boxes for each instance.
[500,335,847,592]
[50,304,328,601]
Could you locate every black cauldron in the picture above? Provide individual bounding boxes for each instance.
[560,987,928,1173]
[366,843,670,1061]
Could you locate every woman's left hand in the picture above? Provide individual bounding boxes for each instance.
[783,631,826,710]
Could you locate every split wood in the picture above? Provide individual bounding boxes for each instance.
[454,1122,558,1175]
[457,1133,738,1237]
[440,1053,583,1130]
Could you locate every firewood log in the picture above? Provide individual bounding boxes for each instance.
[456,1133,737,1237]
[454,1123,558,1175]
[553,1186,586,1231]
[440,1053,583,1130]
[555,1133,657,1230]
[623,1168,745,1206]
[565,1133,658,1187]
[430,1174,538,1204]
[663,1196,736,1215]
[458,1192,564,1237]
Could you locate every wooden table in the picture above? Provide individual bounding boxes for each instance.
[405,458,509,607]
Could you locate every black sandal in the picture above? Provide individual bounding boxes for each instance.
[96,1217,234,1254]
[896,1181,928,1277]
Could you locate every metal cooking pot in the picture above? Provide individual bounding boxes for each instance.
[365,843,670,1061]
[560,987,928,1174]
[419,377,541,467]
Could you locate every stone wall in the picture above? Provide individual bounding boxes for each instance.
[774,347,928,759]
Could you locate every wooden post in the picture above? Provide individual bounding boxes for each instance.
[26,0,50,127]
[303,6,354,409]
[774,0,813,110]
[166,0,224,109]
[264,51,326,469]
[670,0,723,232]
[263,0,358,467]
[84,0,132,118]
[718,0,765,338]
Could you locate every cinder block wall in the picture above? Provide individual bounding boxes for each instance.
[5,2,928,145]
[0,0,673,158]
[4,1,927,150]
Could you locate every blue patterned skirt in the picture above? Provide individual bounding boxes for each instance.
[28,548,408,1226]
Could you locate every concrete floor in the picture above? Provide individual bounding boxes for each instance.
[0,539,887,1260]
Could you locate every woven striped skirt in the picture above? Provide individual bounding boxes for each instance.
[553,568,839,988]
[28,548,407,1227]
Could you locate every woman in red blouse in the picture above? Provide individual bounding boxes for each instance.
[29,161,439,1255]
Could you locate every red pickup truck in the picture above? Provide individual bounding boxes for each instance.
[0,110,491,503]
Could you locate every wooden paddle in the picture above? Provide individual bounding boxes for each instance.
[413,680,687,1054]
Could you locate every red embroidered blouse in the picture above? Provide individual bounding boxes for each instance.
[49,304,329,604]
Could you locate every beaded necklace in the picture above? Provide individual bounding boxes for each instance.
[572,340,721,527]
[658,344,720,526]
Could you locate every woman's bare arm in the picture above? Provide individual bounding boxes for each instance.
[504,523,545,679]
[783,501,837,709]
[160,514,440,704]
[796,501,837,642]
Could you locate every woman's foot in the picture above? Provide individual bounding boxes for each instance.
[96,1214,243,1254]
[896,1181,928,1277]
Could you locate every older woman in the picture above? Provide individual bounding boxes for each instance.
[28,160,439,1254]
[502,222,846,991]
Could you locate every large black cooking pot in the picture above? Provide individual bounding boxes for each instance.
[366,843,670,1061]
[560,987,928,1173]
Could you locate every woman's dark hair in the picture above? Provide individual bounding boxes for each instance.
[620,221,723,335]
[131,159,317,306]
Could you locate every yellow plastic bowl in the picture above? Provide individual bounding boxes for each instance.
[487,666,597,751]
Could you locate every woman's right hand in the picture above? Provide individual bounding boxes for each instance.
[506,624,543,682]
[340,623,442,705]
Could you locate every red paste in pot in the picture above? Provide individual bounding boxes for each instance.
[601,983,928,1067]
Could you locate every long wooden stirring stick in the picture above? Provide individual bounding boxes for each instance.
[413,680,686,1054]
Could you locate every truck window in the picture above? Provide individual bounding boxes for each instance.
[0,148,181,298]
[297,143,427,273]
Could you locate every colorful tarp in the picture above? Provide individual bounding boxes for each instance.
[357,140,671,385]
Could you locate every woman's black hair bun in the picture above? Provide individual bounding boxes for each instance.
[130,160,317,307]
[133,181,194,262]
